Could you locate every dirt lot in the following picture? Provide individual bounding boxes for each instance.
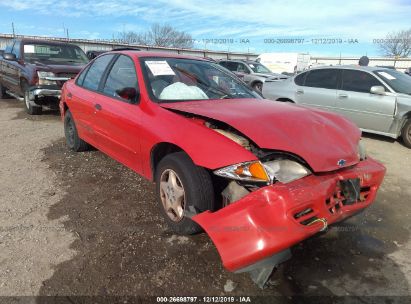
[0,97,410,301]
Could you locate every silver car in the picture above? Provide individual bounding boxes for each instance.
[262,65,411,148]
[218,60,288,92]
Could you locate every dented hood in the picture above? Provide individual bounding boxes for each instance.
[161,99,361,172]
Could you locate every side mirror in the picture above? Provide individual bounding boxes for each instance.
[3,53,17,61]
[116,87,139,103]
[370,85,385,95]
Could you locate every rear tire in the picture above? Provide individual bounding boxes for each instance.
[401,119,411,148]
[64,110,90,152]
[155,152,215,235]
[22,82,42,115]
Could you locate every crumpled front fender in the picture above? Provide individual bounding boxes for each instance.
[192,157,386,272]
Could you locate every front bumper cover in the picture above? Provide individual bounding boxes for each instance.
[29,85,61,104]
[192,157,386,272]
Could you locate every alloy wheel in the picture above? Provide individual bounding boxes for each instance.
[159,169,185,222]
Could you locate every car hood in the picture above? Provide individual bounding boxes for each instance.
[161,99,361,172]
[31,62,86,74]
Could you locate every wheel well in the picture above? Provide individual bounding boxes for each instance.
[63,102,69,114]
[400,111,411,129]
[20,77,28,88]
[150,143,184,180]
[276,98,294,103]
[251,81,262,87]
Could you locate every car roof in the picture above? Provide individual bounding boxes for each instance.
[306,65,392,72]
[17,38,80,47]
[220,59,257,64]
[107,50,210,61]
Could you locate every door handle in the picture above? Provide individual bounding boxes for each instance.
[67,92,72,100]
[94,104,102,111]
[338,94,348,99]
[296,89,304,95]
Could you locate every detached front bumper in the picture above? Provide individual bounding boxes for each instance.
[192,157,386,272]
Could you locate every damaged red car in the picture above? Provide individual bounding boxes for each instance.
[60,50,386,287]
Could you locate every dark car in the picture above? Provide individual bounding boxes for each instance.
[218,59,288,92]
[86,48,141,60]
[86,50,106,60]
[0,39,89,114]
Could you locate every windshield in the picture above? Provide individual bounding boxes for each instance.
[140,57,261,102]
[23,43,89,65]
[247,62,272,74]
[374,69,411,95]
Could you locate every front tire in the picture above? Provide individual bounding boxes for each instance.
[22,82,42,115]
[155,152,215,235]
[0,82,7,99]
[401,119,411,148]
[252,82,263,93]
[64,110,90,152]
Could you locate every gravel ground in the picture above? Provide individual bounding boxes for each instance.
[0,97,410,301]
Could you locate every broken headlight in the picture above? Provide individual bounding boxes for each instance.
[358,141,367,161]
[214,159,311,184]
[263,159,311,183]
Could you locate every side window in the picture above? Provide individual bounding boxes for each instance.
[219,61,228,68]
[342,70,382,93]
[5,42,14,54]
[102,55,138,102]
[76,65,90,86]
[237,63,249,74]
[305,69,338,89]
[82,54,115,91]
[225,62,239,72]
[12,41,21,58]
[294,72,307,86]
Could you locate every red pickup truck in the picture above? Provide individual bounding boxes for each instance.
[0,38,88,114]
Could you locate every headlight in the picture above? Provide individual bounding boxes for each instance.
[214,159,311,184]
[37,71,56,85]
[214,161,270,183]
[358,141,367,161]
[263,159,311,183]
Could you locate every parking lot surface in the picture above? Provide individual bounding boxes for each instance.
[0,97,410,299]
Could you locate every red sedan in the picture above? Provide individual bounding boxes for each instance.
[60,50,385,287]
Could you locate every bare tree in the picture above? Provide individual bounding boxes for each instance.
[118,24,194,48]
[378,29,411,57]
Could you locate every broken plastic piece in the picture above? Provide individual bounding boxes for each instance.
[236,249,292,289]
[222,181,250,207]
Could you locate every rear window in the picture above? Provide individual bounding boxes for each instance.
[294,72,307,86]
[82,54,115,91]
[305,69,338,89]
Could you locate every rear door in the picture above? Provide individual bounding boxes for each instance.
[69,54,116,144]
[335,69,396,132]
[294,68,339,111]
[92,54,143,172]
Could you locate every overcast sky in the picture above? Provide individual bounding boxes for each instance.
[0,0,410,56]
